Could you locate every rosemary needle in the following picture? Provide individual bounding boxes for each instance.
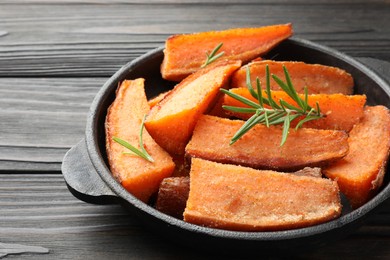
[221,64,323,146]
[113,115,154,163]
[201,43,225,68]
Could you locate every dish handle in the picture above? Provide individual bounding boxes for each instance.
[62,139,118,204]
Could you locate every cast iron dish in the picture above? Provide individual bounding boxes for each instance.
[62,38,390,254]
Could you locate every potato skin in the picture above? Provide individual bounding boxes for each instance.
[155,177,190,219]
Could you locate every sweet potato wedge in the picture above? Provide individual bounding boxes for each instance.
[155,167,321,219]
[323,106,390,208]
[183,158,342,231]
[105,79,175,203]
[223,88,366,132]
[185,115,349,171]
[231,60,354,94]
[145,60,241,155]
[161,24,293,81]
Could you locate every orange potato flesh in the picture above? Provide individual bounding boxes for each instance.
[161,24,293,81]
[224,88,366,132]
[105,79,175,203]
[185,115,349,171]
[183,158,341,231]
[231,60,354,94]
[145,60,241,156]
[323,106,390,208]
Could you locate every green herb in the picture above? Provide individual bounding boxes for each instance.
[201,42,225,68]
[112,115,154,162]
[221,64,323,146]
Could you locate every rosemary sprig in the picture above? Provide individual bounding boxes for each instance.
[221,64,323,146]
[201,42,225,68]
[112,115,154,162]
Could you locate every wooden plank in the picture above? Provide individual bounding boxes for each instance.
[0,3,389,77]
[0,77,103,172]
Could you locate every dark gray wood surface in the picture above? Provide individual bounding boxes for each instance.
[1,1,390,259]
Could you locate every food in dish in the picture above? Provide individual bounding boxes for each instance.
[105,24,390,231]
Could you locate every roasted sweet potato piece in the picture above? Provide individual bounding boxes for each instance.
[185,115,349,171]
[224,88,366,132]
[155,167,321,219]
[161,24,293,81]
[183,158,342,231]
[105,79,175,203]
[155,176,190,219]
[231,60,354,94]
[323,106,390,208]
[145,60,241,155]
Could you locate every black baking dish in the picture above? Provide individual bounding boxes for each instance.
[62,38,390,254]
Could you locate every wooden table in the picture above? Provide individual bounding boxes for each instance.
[1,1,390,259]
